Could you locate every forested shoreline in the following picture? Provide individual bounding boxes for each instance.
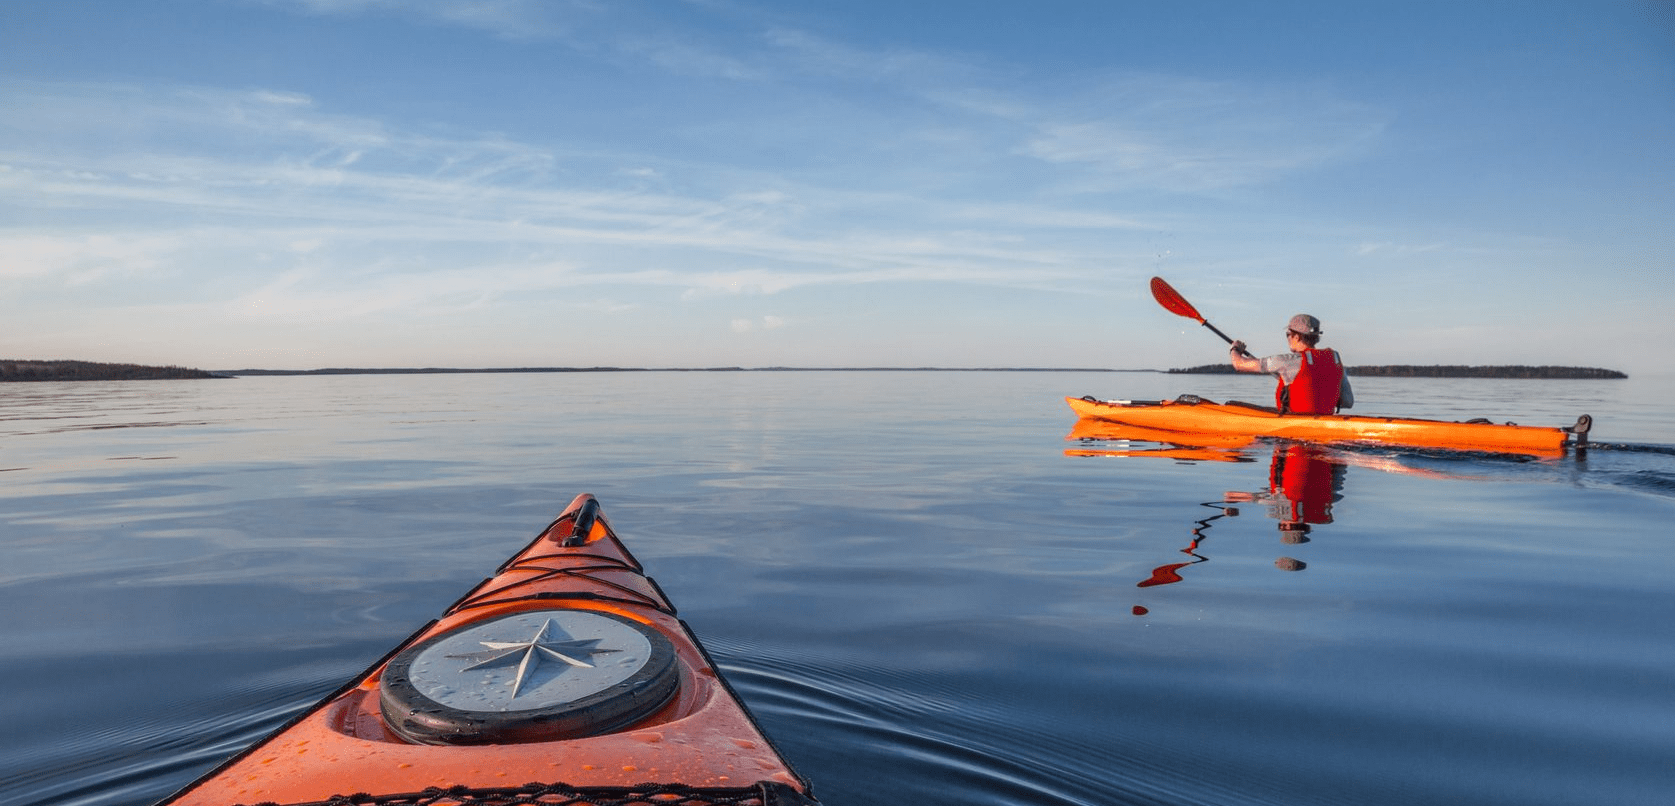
[1,360,223,381]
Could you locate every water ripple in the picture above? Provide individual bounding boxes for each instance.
[716,642,1202,805]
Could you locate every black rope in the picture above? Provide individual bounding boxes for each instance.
[452,558,670,614]
[240,781,818,806]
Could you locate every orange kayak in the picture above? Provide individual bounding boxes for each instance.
[158,494,818,806]
[1067,395,1591,456]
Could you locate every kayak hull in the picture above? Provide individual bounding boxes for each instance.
[158,494,815,806]
[1067,395,1584,456]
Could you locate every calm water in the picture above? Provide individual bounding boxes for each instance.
[3,371,1673,806]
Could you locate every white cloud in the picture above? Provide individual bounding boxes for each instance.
[1355,241,1446,256]
[237,4,1387,203]
[728,315,787,334]
[4,77,1129,313]
[248,89,313,106]
[0,232,181,282]
[1017,76,1389,193]
[617,34,768,81]
[226,260,581,322]
[0,32,1396,362]
[262,0,587,40]
[763,26,972,86]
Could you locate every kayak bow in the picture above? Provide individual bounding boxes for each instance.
[158,494,818,806]
[1067,395,1591,456]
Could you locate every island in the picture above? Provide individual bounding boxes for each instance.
[1168,364,1627,379]
[1,360,224,382]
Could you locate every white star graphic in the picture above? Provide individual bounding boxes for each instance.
[445,617,620,698]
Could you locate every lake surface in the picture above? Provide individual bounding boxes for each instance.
[3,370,1673,806]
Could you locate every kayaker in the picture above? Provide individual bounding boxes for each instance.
[1228,314,1354,414]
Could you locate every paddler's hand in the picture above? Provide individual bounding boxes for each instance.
[1229,340,1247,356]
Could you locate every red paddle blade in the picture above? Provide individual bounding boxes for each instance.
[1150,276,1204,322]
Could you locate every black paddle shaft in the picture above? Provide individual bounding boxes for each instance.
[1199,320,1236,346]
[1201,321,1253,357]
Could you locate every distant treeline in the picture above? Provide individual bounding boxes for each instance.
[221,366,658,376]
[219,366,1133,376]
[1,360,223,382]
[2,363,1144,381]
[1169,364,1627,379]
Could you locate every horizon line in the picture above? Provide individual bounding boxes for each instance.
[213,366,1154,376]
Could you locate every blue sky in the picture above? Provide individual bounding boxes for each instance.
[2,1,1670,373]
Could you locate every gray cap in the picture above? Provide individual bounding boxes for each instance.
[1287,314,1321,337]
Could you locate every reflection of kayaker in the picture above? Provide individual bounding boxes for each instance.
[1131,446,1344,613]
[1225,443,1346,542]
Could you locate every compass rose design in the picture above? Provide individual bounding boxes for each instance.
[381,608,679,744]
[445,617,620,698]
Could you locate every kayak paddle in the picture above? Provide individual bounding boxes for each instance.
[1150,276,1250,356]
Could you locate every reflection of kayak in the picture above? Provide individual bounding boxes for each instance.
[1067,395,1590,456]
[1065,418,1257,462]
[158,494,818,806]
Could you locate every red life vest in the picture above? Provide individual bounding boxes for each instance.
[1274,348,1344,415]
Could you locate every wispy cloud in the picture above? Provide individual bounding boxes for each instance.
[729,314,786,333]
[0,232,183,282]
[1015,77,1389,194]
[226,260,581,321]
[257,0,768,79]
[1354,241,1446,256]
[762,26,977,86]
[258,0,595,40]
[2,79,1112,322]
[249,0,1388,198]
[2,6,1395,337]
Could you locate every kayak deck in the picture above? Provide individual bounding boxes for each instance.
[158,494,817,806]
[1067,395,1590,456]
